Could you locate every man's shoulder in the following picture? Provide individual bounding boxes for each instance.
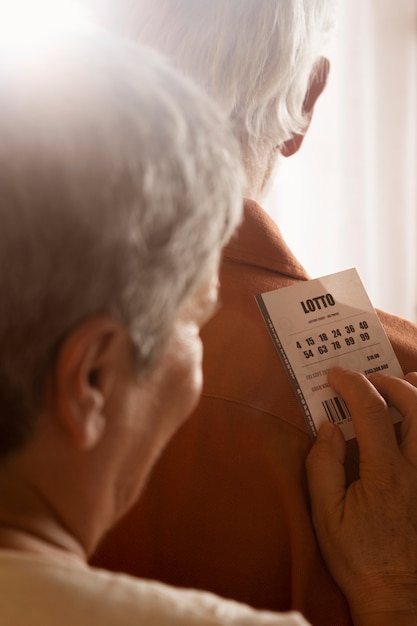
[377,308,417,374]
[223,198,309,280]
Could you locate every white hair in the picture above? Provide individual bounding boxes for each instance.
[0,27,244,455]
[94,0,338,188]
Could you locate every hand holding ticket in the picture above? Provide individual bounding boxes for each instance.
[256,268,403,440]
[307,368,417,625]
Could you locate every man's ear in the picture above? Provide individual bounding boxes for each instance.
[281,56,330,158]
[48,316,130,451]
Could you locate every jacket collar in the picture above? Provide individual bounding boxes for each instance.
[224,198,310,280]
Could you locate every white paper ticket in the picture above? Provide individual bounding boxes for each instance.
[256,268,403,440]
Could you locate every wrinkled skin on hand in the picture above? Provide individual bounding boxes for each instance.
[307,367,417,626]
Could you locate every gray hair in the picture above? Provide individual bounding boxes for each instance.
[0,28,244,456]
[94,0,338,182]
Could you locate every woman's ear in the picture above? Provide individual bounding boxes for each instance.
[281,56,330,158]
[47,316,130,451]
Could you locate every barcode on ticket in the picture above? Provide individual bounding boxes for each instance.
[322,397,351,425]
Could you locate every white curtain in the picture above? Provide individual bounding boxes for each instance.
[264,0,417,322]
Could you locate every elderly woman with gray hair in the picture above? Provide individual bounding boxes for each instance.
[92,2,417,625]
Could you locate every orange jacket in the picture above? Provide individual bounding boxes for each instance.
[93,199,417,626]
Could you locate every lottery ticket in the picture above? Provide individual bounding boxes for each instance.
[256,268,403,440]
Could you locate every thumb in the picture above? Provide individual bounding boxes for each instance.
[306,422,346,529]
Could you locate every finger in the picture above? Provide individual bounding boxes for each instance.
[328,367,397,464]
[369,373,417,462]
[306,422,346,530]
[368,373,417,416]
[404,371,417,388]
